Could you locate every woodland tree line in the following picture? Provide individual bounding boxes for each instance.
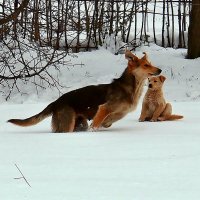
[0,0,193,50]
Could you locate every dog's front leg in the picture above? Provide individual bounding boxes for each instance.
[139,103,149,122]
[150,104,165,122]
[90,104,111,131]
[102,112,125,128]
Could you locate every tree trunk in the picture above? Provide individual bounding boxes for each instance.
[187,0,200,59]
[34,0,40,42]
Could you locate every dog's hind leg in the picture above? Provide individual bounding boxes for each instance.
[158,103,172,121]
[158,103,183,121]
[52,106,76,133]
[74,115,88,132]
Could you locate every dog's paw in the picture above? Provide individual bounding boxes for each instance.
[150,118,157,122]
[158,117,165,121]
[102,122,112,128]
[139,118,145,122]
[89,124,99,132]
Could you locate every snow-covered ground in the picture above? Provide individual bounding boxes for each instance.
[1,102,200,200]
[1,45,200,200]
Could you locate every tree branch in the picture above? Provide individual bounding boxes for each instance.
[0,0,30,25]
[14,163,31,188]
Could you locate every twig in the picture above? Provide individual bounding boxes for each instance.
[14,164,31,188]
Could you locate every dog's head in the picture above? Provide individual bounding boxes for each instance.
[125,50,162,79]
[148,75,166,90]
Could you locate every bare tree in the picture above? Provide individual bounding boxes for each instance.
[0,33,69,100]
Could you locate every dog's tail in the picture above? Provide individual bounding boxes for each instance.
[167,114,184,121]
[7,103,54,127]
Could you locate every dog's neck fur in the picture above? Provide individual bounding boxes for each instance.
[116,68,136,92]
[115,68,146,110]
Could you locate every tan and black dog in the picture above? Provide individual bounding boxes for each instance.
[8,50,161,132]
[139,75,183,122]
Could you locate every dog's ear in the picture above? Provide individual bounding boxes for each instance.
[141,52,148,60]
[159,75,166,83]
[125,50,138,62]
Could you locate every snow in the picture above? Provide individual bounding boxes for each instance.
[1,44,200,200]
[1,102,200,200]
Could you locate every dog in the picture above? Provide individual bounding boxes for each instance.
[139,75,183,122]
[8,50,161,132]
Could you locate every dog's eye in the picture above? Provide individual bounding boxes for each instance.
[144,64,149,67]
[154,80,157,83]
